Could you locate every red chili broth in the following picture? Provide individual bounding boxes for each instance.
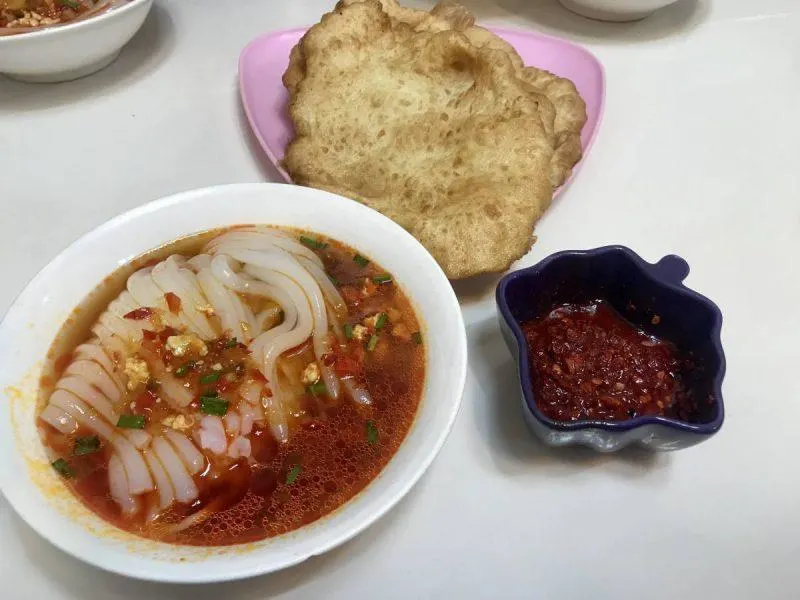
[37,228,425,545]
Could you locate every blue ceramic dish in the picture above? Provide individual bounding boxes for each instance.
[496,246,725,452]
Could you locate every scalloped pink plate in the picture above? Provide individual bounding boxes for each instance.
[239,27,605,194]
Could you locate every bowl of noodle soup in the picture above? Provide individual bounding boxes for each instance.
[0,0,153,82]
[0,183,467,582]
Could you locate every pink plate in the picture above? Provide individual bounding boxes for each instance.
[239,27,605,193]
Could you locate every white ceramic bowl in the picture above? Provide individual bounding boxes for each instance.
[0,183,467,582]
[558,0,679,22]
[0,0,153,82]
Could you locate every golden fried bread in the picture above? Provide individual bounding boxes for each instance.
[283,43,306,95]
[518,67,585,186]
[285,0,586,187]
[283,1,513,94]
[385,0,586,186]
[284,0,556,278]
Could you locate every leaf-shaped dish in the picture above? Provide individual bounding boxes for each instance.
[496,246,726,452]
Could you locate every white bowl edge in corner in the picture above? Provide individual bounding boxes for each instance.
[0,0,154,82]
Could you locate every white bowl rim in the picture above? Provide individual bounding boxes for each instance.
[0,0,151,43]
[0,183,467,583]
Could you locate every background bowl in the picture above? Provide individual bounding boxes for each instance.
[558,0,680,22]
[0,183,467,582]
[0,0,153,82]
[496,246,725,452]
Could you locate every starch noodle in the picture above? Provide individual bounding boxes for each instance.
[40,405,77,434]
[39,226,404,526]
[163,429,205,475]
[49,391,153,494]
[142,448,175,512]
[151,437,198,504]
[108,454,138,517]
[64,360,122,404]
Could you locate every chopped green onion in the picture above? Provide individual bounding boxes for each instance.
[344,323,354,339]
[353,254,370,268]
[225,337,239,349]
[52,458,75,478]
[117,414,146,429]
[372,274,392,284]
[299,235,327,250]
[328,273,339,286]
[286,464,302,485]
[412,331,423,345]
[200,395,229,416]
[199,372,221,384]
[366,334,379,352]
[308,380,327,396]
[73,436,100,456]
[365,420,379,445]
[375,313,388,330]
[59,0,80,9]
[174,361,195,377]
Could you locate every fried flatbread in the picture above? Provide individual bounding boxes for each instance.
[284,0,587,186]
[284,0,556,278]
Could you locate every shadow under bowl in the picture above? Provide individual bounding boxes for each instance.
[496,246,725,452]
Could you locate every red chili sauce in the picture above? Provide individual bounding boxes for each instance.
[521,301,698,423]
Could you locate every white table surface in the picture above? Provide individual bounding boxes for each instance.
[1,0,799,598]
